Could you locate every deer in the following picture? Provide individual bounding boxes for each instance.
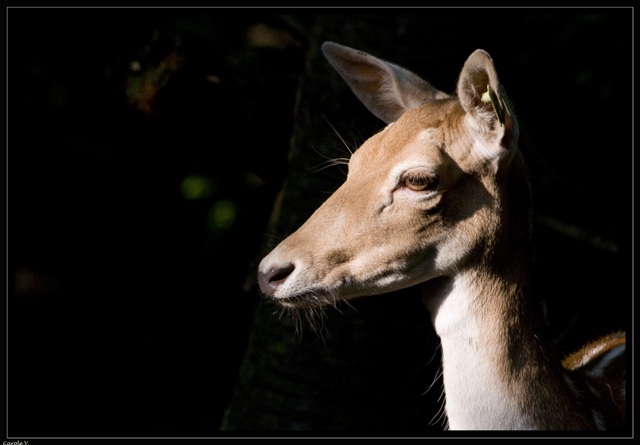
[257,41,626,431]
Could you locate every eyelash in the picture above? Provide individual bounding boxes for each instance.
[401,171,439,192]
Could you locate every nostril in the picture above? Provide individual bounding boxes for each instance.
[269,264,295,284]
[258,263,295,296]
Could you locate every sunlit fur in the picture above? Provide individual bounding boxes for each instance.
[258,42,626,431]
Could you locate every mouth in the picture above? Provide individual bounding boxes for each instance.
[268,291,335,309]
[268,292,335,339]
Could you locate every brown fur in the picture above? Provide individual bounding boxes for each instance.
[258,42,626,430]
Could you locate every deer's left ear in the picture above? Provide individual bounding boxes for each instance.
[457,50,519,166]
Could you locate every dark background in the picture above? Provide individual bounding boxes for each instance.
[8,8,631,437]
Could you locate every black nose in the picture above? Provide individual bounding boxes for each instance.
[258,263,295,297]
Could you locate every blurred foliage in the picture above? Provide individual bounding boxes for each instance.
[209,200,237,231]
[180,175,217,201]
[10,8,307,435]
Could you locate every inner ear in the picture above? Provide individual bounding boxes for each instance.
[457,50,519,167]
[457,50,504,132]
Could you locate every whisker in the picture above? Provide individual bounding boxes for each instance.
[325,118,355,155]
[293,308,304,341]
[331,301,345,315]
[302,157,350,178]
[340,299,359,314]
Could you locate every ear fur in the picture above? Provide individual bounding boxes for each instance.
[457,49,519,163]
[322,41,450,124]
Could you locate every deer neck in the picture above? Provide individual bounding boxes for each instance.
[424,267,546,430]
[422,164,592,430]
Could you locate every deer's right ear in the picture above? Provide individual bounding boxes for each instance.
[321,42,449,124]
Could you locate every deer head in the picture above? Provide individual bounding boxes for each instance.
[257,42,626,431]
[259,42,524,309]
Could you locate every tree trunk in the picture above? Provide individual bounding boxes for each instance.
[221,15,447,432]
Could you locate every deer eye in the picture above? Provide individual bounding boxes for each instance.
[402,171,438,192]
